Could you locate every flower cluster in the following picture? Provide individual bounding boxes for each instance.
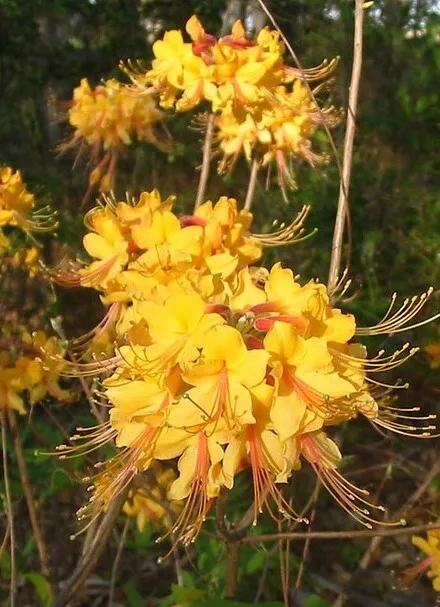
[55,189,435,546]
[66,78,171,193]
[123,16,339,188]
[0,166,57,252]
[404,528,440,590]
[123,463,180,532]
[0,330,69,416]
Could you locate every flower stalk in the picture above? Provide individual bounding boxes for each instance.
[328,0,365,291]
[244,159,260,211]
[194,113,215,211]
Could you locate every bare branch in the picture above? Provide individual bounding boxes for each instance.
[53,487,130,607]
[194,113,215,211]
[328,0,365,290]
[244,159,260,211]
[108,517,130,607]
[242,522,440,544]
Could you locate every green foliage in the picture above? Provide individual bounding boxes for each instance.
[305,596,331,607]
[24,572,52,607]
[160,584,285,606]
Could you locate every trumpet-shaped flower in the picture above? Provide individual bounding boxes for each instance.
[264,323,356,437]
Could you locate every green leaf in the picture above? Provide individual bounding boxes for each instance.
[124,580,145,607]
[305,595,331,607]
[244,549,265,574]
[171,584,206,604]
[25,572,52,607]
[22,536,36,559]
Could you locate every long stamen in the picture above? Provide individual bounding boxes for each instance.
[250,205,316,246]
[356,288,440,336]
[301,435,404,529]
[248,426,305,526]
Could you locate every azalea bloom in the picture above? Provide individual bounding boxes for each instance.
[65,78,171,193]
[0,166,57,233]
[403,528,440,590]
[123,464,180,531]
[0,331,69,416]
[51,156,437,547]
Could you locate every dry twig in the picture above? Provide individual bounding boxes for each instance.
[244,159,260,211]
[194,113,215,211]
[53,486,129,607]
[241,522,440,544]
[108,517,130,607]
[327,0,364,290]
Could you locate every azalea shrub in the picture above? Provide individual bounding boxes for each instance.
[0,6,439,607]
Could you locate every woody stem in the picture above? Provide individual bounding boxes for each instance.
[224,540,241,599]
[244,159,260,211]
[328,0,364,291]
[194,113,215,211]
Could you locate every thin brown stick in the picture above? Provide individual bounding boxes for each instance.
[2,421,16,607]
[194,113,215,211]
[108,517,130,607]
[8,412,53,596]
[52,486,129,607]
[0,519,10,561]
[327,0,364,291]
[81,517,99,558]
[244,159,260,211]
[242,522,440,544]
[294,483,321,592]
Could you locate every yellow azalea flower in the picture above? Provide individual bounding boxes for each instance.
[12,247,40,277]
[300,431,388,527]
[222,424,302,525]
[215,78,339,187]
[227,267,266,311]
[168,432,224,544]
[246,262,326,334]
[0,166,56,233]
[28,332,70,404]
[264,322,356,438]
[0,357,27,415]
[66,78,170,193]
[115,190,174,228]
[124,15,319,114]
[123,464,179,531]
[164,326,269,449]
[0,331,68,414]
[0,166,35,223]
[404,529,440,591]
[79,207,129,288]
[194,196,262,265]
[118,293,224,375]
[131,210,203,268]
